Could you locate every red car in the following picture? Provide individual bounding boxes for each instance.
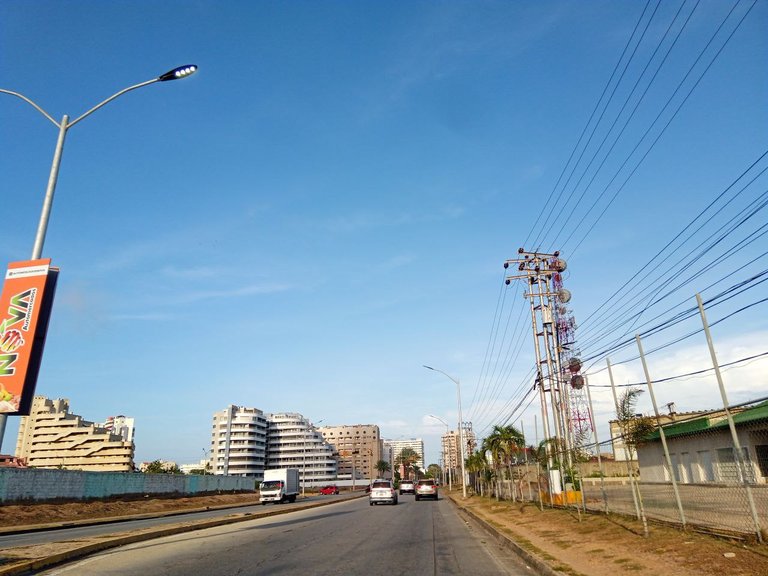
[319,485,339,495]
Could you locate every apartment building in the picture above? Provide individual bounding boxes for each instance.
[266,413,337,486]
[15,396,134,471]
[384,438,425,478]
[99,415,135,443]
[210,405,268,478]
[210,408,337,485]
[318,424,382,481]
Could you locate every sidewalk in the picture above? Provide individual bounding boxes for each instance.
[445,491,768,576]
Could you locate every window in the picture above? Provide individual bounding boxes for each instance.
[755,445,768,478]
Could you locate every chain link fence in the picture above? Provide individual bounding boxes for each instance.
[485,398,768,540]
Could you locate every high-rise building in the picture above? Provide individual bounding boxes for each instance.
[318,424,382,481]
[210,407,337,485]
[266,413,337,486]
[441,428,476,472]
[384,438,425,478]
[210,405,268,479]
[15,396,134,472]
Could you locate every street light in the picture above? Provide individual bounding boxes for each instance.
[423,365,467,498]
[0,65,199,450]
[303,419,323,496]
[427,414,452,493]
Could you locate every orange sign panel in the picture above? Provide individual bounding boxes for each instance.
[0,259,58,415]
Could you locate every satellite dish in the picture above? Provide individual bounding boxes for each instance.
[552,259,567,272]
[568,357,582,373]
[570,374,584,389]
[558,288,571,303]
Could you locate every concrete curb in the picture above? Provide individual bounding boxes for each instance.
[0,494,366,576]
[446,496,564,576]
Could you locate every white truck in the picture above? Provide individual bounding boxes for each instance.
[259,468,300,504]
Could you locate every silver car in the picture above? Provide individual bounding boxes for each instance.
[415,478,438,500]
[369,479,398,506]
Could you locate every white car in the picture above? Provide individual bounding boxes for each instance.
[369,479,398,506]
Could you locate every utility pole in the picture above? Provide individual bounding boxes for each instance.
[505,249,578,500]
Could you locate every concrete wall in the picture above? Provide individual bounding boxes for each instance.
[0,468,255,503]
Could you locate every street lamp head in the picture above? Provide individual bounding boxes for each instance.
[158,65,198,82]
[423,365,434,371]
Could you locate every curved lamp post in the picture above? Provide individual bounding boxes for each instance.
[423,365,467,498]
[303,419,324,496]
[427,414,452,493]
[0,65,198,450]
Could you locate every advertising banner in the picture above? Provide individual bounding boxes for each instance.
[0,259,58,415]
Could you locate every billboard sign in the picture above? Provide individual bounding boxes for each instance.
[0,259,58,415]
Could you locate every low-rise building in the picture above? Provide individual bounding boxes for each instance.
[636,402,768,484]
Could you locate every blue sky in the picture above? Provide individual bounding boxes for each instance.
[1,1,766,467]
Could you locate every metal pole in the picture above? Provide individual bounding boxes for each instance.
[536,278,567,501]
[424,366,467,497]
[584,375,608,513]
[0,113,68,451]
[607,358,646,533]
[527,279,555,505]
[0,67,196,453]
[696,293,762,541]
[32,115,68,260]
[635,335,686,529]
[457,379,467,498]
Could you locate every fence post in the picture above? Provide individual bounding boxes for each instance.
[585,375,608,513]
[636,334,687,529]
[608,358,648,537]
[696,293,763,542]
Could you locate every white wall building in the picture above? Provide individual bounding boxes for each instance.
[384,438,425,475]
[210,405,268,479]
[99,415,135,443]
[266,413,337,487]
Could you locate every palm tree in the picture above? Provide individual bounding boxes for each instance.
[375,460,391,479]
[465,450,491,496]
[617,388,656,459]
[394,447,419,480]
[616,387,653,537]
[482,424,525,500]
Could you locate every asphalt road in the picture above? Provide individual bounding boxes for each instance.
[37,495,532,575]
[0,495,350,549]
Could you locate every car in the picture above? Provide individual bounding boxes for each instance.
[399,480,415,495]
[415,479,438,500]
[369,479,398,505]
[319,485,339,495]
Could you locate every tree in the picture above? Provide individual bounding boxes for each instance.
[375,460,391,478]
[617,387,656,459]
[615,386,653,537]
[143,460,183,474]
[394,447,419,480]
[465,450,491,496]
[482,424,525,500]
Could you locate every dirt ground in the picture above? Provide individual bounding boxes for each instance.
[1,490,767,575]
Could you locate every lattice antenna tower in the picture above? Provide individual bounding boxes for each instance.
[551,262,591,455]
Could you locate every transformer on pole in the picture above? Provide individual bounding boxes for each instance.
[504,249,588,496]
